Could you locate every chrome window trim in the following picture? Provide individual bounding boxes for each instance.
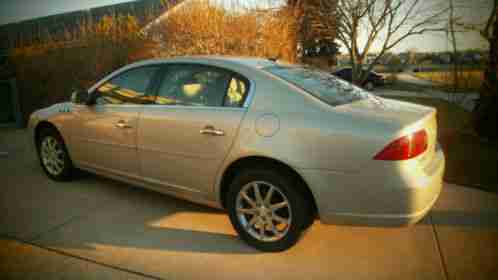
[242,78,255,108]
[85,102,250,111]
[87,63,165,94]
[75,101,250,111]
[143,104,247,111]
[92,104,148,108]
[87,61,256,109]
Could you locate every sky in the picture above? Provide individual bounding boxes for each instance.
[355,0,492,53]
[0,0,493,53]
[0,0,133,25]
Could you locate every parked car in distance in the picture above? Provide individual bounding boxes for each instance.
[29,56,445,252]
[332,67,385,90]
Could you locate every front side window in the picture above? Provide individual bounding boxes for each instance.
[95,66,160,105]
[155,64,249,107]
[264,65,371,106]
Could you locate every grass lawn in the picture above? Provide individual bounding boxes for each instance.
[384,96,498,193]
[383,80,435,92]
[414,70,483,92]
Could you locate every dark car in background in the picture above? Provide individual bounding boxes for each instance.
[332,67,385,90]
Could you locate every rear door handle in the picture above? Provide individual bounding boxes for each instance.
[115,120,132,129]
[200,125,225,136]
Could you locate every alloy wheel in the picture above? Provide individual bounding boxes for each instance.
[235,181,292,242]
[40,136,65,176]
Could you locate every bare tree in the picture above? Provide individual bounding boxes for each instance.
[406,47,418,65]
[286,0,339,63]
[479,0,497,92]
[448,0,459,95]
[154,0,298,61]
[472,0,497,139]
[444,0,489,99]
[323,0,448,84]
[448,0,496,84]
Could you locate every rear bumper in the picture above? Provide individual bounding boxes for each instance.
[300,146,445,226]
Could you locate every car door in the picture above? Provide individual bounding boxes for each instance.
[71,65,161,177]
[138,63,250,194]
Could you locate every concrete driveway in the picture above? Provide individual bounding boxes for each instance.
[1,128,497,280]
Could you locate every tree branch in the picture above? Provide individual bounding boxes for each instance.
[481,0,497,41]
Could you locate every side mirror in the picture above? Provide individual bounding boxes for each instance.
[71,89,90,105]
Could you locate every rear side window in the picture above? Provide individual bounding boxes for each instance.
[224,77,248,107]
[155,64,249,107]
[264,65,370,106]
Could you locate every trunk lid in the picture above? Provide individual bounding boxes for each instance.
[336,97,438,164]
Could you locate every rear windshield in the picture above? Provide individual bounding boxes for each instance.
[264,65,371,106]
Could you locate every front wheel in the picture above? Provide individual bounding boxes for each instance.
[37,128,74,181]
[226,168,311,252]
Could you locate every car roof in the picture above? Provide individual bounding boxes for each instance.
[128,56,279,71]
[88,56,282,94]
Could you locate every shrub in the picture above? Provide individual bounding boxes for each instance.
[9,1,302,124]
[9,15,153,123]
[153,0,298,62]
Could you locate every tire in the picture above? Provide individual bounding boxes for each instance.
[37,128,74,181]
[226,168,312,252]
[364,81,374,91]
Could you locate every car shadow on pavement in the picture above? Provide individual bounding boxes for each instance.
[29,171,498,255]
[30,172,262,254]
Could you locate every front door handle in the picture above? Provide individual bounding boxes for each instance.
[200,125,225,136]
[115,120,132,129]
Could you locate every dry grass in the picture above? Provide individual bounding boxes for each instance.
[414,70,484,91]
[8,1,301,123]
[154,0,298,62]
[8,15,152,122]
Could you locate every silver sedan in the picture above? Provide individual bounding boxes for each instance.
[28,56,445,251]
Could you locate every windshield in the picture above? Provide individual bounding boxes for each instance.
[264,65,372,106]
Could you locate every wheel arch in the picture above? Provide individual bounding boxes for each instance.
[218,156,317,217]
[34,121,61,150]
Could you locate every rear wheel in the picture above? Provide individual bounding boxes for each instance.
[37,128,74,181]
[226,168,311,252]
[364,81,374,91]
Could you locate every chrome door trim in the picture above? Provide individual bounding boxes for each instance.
[242,77,256,108]
[81,139,136,149]
[138,146,217,160]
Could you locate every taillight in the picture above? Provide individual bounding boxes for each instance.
[374,129,428,161]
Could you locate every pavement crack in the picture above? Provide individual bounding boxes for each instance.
[2,236,166,280]
[27,213,88,242]
[429,212,450,280]
[27,197,118,242]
